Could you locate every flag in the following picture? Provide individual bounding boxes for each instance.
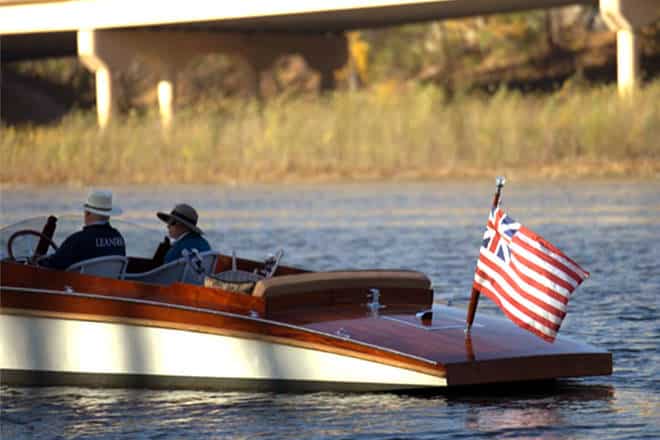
[473,207,589,342]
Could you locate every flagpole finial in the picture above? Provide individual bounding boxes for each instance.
[493,176,506,209]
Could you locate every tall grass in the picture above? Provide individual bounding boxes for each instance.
[2,81,659,185]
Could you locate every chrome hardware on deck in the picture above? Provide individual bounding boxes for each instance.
[366,288,385,316]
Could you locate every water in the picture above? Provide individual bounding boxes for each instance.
[1,180,659,439]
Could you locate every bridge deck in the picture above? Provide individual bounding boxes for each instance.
[1,0,595,35]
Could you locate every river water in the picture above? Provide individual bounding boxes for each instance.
[0,180,658,439]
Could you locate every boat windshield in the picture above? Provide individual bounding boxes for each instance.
[0,215,164,260]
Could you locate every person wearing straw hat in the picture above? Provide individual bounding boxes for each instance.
[157,203,210,264]
[39,189,126,270]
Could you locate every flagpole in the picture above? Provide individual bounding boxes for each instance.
[465,176,506,333]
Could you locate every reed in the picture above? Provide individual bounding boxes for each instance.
[2,81,659,185]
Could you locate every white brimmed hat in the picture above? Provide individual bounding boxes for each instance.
[157,203,203,235]
[83,189,123,216]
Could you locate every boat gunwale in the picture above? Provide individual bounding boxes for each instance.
[0,284,440,366]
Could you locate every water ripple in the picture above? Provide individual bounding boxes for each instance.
[1,181,659,440]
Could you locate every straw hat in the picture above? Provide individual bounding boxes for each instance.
[83,189,122,216]
[157,203,203,235]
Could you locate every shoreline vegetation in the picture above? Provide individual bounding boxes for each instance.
[2,80,659,185]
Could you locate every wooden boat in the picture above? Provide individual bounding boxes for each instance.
[0,216,612,392]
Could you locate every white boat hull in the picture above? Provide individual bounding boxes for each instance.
[0,313,447,391]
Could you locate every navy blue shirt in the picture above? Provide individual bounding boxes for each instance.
[164,232,211,263]
[39,223,126,270]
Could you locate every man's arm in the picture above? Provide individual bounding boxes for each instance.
[38,234,78,270]
[152,236,171,265]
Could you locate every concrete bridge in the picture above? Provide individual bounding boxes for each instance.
[1,0,658,128]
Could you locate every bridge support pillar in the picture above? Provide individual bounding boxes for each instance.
[600,0,660,96]
[156,67,176,130]
[77,29,131,129]
[615,29,639,97]
[94,67,115,129]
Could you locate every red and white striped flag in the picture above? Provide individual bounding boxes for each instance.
[473,207,589,342]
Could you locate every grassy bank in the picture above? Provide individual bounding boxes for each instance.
[2,81,659,185]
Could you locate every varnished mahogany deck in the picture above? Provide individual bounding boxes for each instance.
[286,306,612,385]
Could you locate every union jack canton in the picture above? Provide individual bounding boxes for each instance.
[482,208,520,264]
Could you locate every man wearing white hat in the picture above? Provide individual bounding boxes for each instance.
[157,203,210,264]
[39,190,126,270]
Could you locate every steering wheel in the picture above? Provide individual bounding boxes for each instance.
[7,229,59,261]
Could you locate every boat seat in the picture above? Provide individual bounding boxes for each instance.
[66,255,128,279]
[124,258,187,285]
[182,250,222,285]
[124,250,221,286]
[252,270,431,298]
